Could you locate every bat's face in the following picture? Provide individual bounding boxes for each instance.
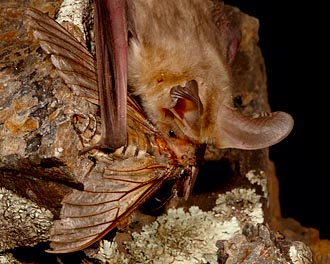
[127,0,231,143]
[127,0,294,150]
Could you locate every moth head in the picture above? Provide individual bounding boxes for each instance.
[157,115,197,166]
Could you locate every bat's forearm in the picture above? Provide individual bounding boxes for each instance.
[94,0,128,149]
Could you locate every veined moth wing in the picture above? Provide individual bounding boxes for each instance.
[26,7,99,105]
[26,7,157,139]
[26,7,198,253]
[27,4,127,150]
[49,155,180,253]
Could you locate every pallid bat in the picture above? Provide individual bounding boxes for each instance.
[56,0,293,153]
[26,6,199,253]
[125,0,294,150]
[50,0,293,152]
[26,0,293,253]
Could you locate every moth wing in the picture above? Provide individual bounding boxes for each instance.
[26,7,158,146]
[27,5,128,149]
[26,8,99,104]
[47,155,174,253]
[26,8,172,253]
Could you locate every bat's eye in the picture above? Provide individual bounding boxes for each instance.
[168,130,176,138]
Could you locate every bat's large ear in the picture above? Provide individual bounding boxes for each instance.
[166,80,204,140]
[212,0,242,64]
[225,23,241,65]
[214,105,294,150]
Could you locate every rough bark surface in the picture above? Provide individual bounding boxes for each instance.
[0,1,328,263]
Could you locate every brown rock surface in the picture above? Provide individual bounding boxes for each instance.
[0,1,90,218]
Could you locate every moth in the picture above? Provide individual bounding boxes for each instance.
[26,6,199,253]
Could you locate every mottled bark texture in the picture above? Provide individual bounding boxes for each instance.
[0,1,328,263]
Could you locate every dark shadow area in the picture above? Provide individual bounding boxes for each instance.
[226,0,329,239]
[193,160,235,194]
[11,243,92,264]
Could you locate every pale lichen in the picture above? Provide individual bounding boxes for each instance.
[56,0,90,38]
[92,174,269,263]
[0,253,21,264]
[125,206,240,264]
[246,169,268,198]
[0,188,53,252]
[94,206,241,264]
[213,188,264,225]
[94,240,129,264]
[91,168,313,263]
[289,241,313,264]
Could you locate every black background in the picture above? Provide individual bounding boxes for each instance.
[225,1,329,238]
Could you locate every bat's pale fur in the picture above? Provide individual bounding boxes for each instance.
[127,0,293,150]
[128,0,233,144]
